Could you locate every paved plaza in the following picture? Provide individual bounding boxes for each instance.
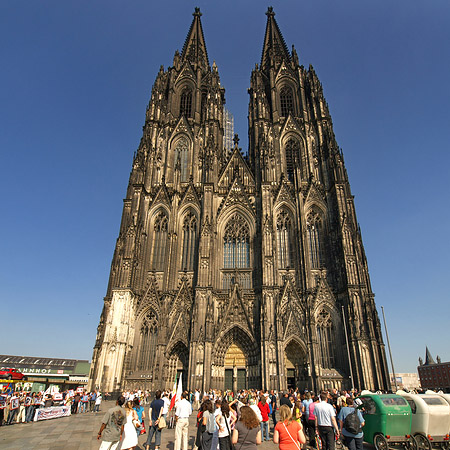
[0,401,279,450]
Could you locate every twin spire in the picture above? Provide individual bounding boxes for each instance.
[181,7,210,71]
[261,6,291,72]
[180,7,291,72]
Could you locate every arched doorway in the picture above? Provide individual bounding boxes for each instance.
[213,326,260,390]
[167,341,189,391]
[224,344,247,391]
[284,339,308,391]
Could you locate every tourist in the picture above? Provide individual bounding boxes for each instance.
[258,396,270,441]
[97,395,126,450]
[162,391,170,419]
[307,396,319,448]
[273,404,306,450]
[301,393,312,442]
[293,400,302,424]
[94,392,102,413]
[249,398,262,422]
[314,392,339,450]
[194,399,208,450]
[146,390,164,450]
[337,398,365,450]
[270,390,278,426]
[121,400,139,450]
[174,391,192,450]
[133,397,145,436]
[201,399,215,450]
[194,389,201,410]
[216,400,236,450]
[280,393,292,409]
[231,405,261,450]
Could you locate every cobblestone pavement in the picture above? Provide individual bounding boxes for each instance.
[0,401,281,450]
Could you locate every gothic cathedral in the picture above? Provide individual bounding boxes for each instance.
[89,8,390,393]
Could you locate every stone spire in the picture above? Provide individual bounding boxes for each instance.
[181,7,210,71]
[425,346,436,365]
[260,6,291,73]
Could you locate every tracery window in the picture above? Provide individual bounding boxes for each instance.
[316,308,335,368]
[180,88,192,118]
[181,212,197,271]
[137,310,158,371]
[307,211,322,268]
[276,210,294,269]
[280,86,294,117]
[174,137,189,182]
[151,211,168,271]
[285,139,299,182]
[223,214,250,268]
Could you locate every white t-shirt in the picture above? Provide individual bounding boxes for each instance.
[162,397,170,414]
[217,413,231,438]
[175,399,192,418]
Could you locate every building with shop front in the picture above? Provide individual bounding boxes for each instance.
[89,8,389,394]
[0,355,90,392]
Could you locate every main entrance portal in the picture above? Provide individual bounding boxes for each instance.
[224,343,247,391]
[213,326,260,390]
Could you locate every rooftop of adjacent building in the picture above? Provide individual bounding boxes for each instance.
[418,347,448,367]
[0,354,90,374]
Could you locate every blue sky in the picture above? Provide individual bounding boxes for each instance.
[1,0,449,375]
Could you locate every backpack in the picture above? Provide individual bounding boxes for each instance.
[343,410,361,434]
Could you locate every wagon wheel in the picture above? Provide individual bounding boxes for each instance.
[414,434,431,450]
[406,435,418,450]
[374,434,389,450]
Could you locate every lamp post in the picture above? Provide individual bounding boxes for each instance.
[342,305,355,391]
[381,305,398,392]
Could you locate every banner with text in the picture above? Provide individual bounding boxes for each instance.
[34,406,71,421]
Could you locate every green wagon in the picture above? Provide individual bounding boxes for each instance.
[357,393,418,450]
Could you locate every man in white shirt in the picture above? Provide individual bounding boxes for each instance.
[174,391,192,450]
[314,391,340,450]
[194,389,200,410]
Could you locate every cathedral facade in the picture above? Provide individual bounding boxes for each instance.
[89,8,390,394]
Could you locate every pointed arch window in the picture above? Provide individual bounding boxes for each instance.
[307,211,323,268]
[277,210,295,269]
[180,88,192,118]
[174,137,189,182]
[280,86,294,117]
[151,211,168,271]
[316,309,335,368]
[285,138,299,182]
[137,310,158,371]
[223,214,250,268]
[181,212,197,271]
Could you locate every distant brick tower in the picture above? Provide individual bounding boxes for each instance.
[89,8,389,394]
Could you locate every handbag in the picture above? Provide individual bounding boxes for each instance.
[158,415,167,429]
[133,418,141,429]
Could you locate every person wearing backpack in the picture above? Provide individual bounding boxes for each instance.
[337,398,365,450]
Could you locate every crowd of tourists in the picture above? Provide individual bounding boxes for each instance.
[96,387,368,450]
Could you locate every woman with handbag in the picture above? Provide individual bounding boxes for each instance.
[121,400,139,450]
[216,400,236,450]
[231,406,261,450]
[273,404,306,450]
